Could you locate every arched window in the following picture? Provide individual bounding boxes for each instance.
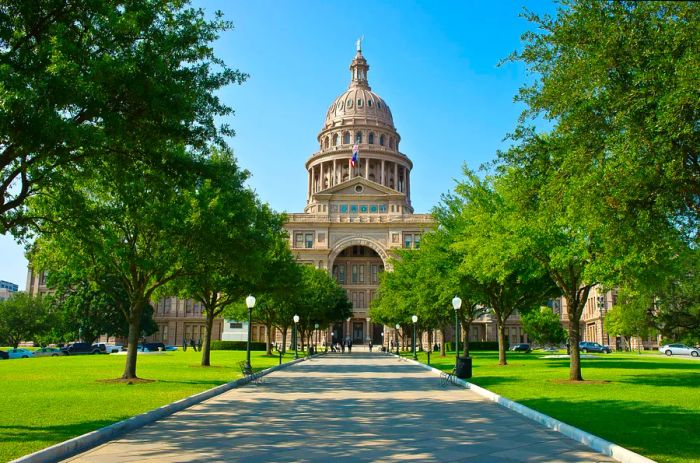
[357,99,363,107]
[332,133,339,146]
[389,137,395,149]
[379,134,385,146]
[343,132,350,144]
[368,132,375,144]
[324,137,329,149]
[368,100,373,107]
[355,131,362,144]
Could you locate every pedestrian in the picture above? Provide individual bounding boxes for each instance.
[341,339,345,354]
[347,338,353,353]
[368,340,373,352]
[182,335,187,352]
[190,338,196,352]
[197,338,202,351]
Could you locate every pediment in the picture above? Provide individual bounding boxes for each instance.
[315,177,402,199]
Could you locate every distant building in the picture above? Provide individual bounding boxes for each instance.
[0,280,18,292]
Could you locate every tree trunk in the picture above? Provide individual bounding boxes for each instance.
[497,321,507,365]
[567,305,583,381]
[440,327,446,357]
[266,323,273,355]
[200,312,214,367]
[121,303,144,379]
[281,327,288,353]
[462,320,472,357]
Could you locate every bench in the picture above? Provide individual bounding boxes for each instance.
[238,361,264,385]
[440,368,457,387]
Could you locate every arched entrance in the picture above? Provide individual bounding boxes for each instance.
[329,241,387,345]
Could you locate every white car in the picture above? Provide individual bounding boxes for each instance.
[7,348,34,359]
[659,343,700,357]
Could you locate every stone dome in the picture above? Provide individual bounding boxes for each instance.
[323,50,394,129]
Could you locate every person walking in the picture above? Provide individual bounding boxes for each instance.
[368,340,373,352]
[182,335,188,352]
[347,338,353,353]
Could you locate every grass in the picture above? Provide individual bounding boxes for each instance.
[0,349,299,462]
[403,349,700,463]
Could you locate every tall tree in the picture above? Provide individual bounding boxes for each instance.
[521,306,566,349]
[0,293,49,348]
[1,1,246,233]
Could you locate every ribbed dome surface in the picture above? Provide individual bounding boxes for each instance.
[325,88,393,128]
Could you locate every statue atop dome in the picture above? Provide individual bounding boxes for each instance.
[356,35,364,52]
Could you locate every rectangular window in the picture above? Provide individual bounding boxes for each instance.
[350,205,358,214]
[305,233,314,248]
[338,265,346,284]
[359,292,365,308]
[230,322,243,329]
[370,205,378,213]
[360,205,368,213]
[414,234,421,249]
[352,265,359,283]
[380,204,387,213]
[371,264,379,284]
[295,233,304,248]
[330,204,338,212]
[404,234,413,249]
[340,204,348,213]
[359,265,365,283]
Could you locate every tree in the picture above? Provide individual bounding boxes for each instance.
[0,1,246,233]
[447,170,559,366]
[0,293,49,348]
[521,306,566,348]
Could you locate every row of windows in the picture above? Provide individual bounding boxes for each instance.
[322,131,397,151]
[404,233,421,249]
[330,98,388,112]
[331,204,388,214]
[332,264,384,285]
[294,232,314,249]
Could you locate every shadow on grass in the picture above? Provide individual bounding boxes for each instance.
[0,419,124,445]
[517,397,699,462]
[616,372,700,388]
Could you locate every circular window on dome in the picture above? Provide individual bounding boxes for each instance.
[346,99,353,108]
[355,185,364,193]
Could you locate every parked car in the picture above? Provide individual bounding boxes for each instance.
[33,347,63,357]
[579,341,611,353]
[7,348,34,359]
[659,343,700,357]
[138,342,165,352]
[164,345,178,352]
[511,343,531,353]
[61,343,104,355]
[93,343,122,353]
[542,346,559,352]
[0,350,9,360]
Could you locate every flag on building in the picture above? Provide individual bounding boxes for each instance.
[351,144,359,167]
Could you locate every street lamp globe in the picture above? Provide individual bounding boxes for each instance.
[246,295,256,309]
[293,314,300,324]
[452,296,462,311]
[411,315,418,324]
[395,324,400,330]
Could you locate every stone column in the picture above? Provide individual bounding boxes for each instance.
[332,159,337,186]
[394,163,398,190]
[365,157,369,179]
[381,160,385,186]
[320,162,324,191]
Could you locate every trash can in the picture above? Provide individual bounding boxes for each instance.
[455,356,472,379]
[308,346,315,355]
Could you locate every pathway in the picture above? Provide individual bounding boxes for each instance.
[63,352,615,462]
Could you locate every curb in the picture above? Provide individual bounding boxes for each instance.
[11,355,310,463]
[395,354,656,463]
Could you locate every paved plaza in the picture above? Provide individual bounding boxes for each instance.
[63,353,615,462]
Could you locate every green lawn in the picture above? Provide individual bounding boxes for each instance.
[0,350,298,462]
[405,349,700,463]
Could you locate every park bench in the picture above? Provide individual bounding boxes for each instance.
[440,368,457,387]
[238,361,264,385]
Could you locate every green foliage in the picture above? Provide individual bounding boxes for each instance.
[521,306,566,348]
[0,0,246,233]
[210,341,266,351]
[445,341,502,351]
[0,293,49,348]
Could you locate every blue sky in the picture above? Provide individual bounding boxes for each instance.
[0,0,558,287]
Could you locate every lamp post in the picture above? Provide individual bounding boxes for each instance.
[597,294,608,347]
[293,314,300,359]
[452,296,462,361]
[367,317,371,346]
[411,315,418,360]
[395,324,400,355]
[314,323,319,352]
[245,295,256,374]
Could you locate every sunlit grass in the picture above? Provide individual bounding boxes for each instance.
[404,349,700,463]
[0,349,297,461]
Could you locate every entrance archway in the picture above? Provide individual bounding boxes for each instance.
[329,239,388,345]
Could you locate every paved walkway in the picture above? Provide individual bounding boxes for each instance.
[64,353,615,462]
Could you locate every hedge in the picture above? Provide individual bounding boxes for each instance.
[444,341,506,351]
[210,341,267,351]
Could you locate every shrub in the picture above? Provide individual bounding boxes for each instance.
[445,341,505,351]
[210,341,266,351]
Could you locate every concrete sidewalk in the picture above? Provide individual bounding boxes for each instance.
[64,352,615,462]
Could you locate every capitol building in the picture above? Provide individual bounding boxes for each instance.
[282,45,434,345]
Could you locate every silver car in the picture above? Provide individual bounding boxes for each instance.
[659,343,700,357]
